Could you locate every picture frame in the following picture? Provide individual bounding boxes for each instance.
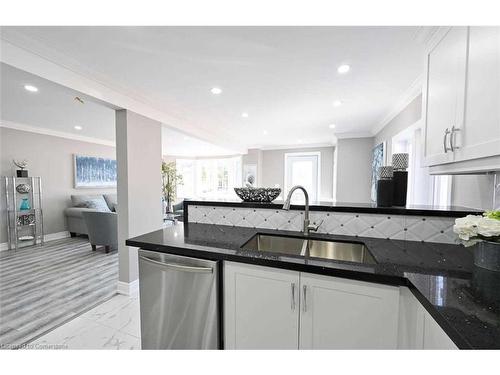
[73,154,117,188]
[242,164,257,187]
[371,141,386,202]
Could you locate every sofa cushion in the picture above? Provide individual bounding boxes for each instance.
[71,195,111,212]
[71,194,104,207]
[103,194,117,212]
[65,207,101,218]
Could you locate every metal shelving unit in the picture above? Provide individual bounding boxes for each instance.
[3,176,44,250]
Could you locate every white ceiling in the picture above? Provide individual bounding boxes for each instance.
[0,63,237,156]
[1,26,426,150]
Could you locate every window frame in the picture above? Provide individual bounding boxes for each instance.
[283,151,321,202]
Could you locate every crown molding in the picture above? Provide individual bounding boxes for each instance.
[334,131,374,140]
[250,142,334,151]
[0,120,116,147]
[370,74,423,137]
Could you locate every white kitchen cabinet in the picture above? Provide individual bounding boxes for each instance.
[299,273,400,349]
[423,26,500,173]
[423,27,468,167]
[422,310,458,350]
[454,27,500,163]
[224,262,400,349]
[397,287,458,350]
[224,262,300,349]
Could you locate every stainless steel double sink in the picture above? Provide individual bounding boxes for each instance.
[241,233,376,264]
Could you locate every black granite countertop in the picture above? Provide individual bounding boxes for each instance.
[184,199,481,218]
[127,223,500,349]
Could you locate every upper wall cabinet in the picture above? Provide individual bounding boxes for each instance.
[423,27,468,167]
[423,27,500,173]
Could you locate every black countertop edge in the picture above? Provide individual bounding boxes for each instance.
[127,238,407,288]
[183,200,481,218]
[126,228,480,349]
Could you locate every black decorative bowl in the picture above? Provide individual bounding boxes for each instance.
[234,187,281,202]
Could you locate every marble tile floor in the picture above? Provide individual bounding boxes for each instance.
[29,292,141,350]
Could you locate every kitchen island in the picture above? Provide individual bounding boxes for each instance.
[127,222,500,349]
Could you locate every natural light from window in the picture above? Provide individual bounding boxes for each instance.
[176,157,242,200]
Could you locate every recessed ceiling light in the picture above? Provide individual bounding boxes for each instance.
[298,139,303,143]
[241,112,249,118]
[24,85,38,92]
[333,100,342,107]
[329,124,336,129]
[211,87,222,95]
[337,64,350,74]
[263,130,268,135]
[74,125,83,130]
[183,136,188,140]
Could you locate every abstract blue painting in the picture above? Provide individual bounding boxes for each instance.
[371,142,386,202]
[74,155,117,188]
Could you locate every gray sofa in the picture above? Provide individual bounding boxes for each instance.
[65,194,117,236]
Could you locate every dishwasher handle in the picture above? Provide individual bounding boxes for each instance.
[139,255,214,273]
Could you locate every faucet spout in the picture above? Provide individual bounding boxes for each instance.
[283,185,319,235]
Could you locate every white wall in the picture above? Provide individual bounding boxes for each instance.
[0,127,116,244]
[116,110,163,285]
[334,138,374,203]
[260,146,334,201]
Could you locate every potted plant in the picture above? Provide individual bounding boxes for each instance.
[453,210,500,271]
[161,162,183,214]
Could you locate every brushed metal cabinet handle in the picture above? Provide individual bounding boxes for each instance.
[139,255,213,273]
[450,126,460,152]
[291,282,296,310]
[302,285,307,312]
[443,128,451,153]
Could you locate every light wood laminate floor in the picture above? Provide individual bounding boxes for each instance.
[0,237,118,349]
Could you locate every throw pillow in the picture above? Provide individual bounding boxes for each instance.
[85,198,111,212]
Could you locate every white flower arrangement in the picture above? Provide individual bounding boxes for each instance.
[453,211,500,247]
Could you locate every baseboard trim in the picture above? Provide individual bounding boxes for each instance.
[117,279,139,297]
[0,231,71,252]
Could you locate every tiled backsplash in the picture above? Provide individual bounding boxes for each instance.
[187,205,458,244]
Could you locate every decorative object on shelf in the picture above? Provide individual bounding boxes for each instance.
[74,155,117,188]
[16,183,31,194]
[19,235,35,241]
[453,211,500,271]
[234,187,281,202]
[17,214,36,226]
[371,142,386,202]
[3,176,44,250]
[243,164,257,187]
[392,153,409,207]
[19,198,31,211]
[13,159,29,177]
[162,161,183,213]
[376,166,393,207]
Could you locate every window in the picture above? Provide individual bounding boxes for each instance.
[176,157,242,200]
[284,152,321,203]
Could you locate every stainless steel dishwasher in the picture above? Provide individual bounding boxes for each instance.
[138,249,219,349]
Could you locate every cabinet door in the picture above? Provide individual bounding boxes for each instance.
[454,27,500,162]
[299,273,400,349]
[423,27,468,166]
[224,262,300,349]
[423,311,458,350]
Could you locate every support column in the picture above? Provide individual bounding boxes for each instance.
[115,109,163,294]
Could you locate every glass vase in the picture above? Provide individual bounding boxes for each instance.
[474,240,500,271]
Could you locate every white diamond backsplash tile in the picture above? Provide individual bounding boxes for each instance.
[188,205,456,244]
[405,216,456,243]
